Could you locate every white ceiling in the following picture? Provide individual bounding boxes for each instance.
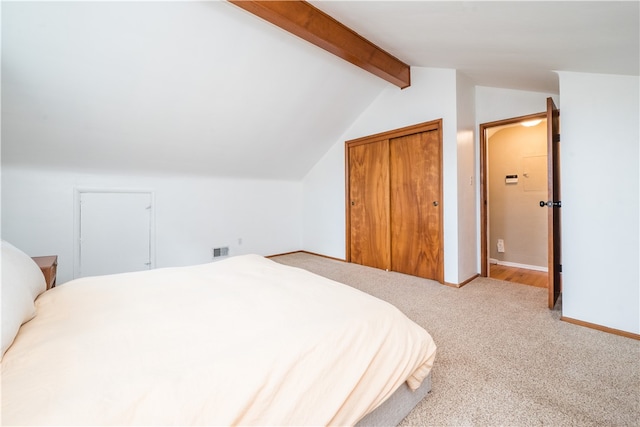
[310,1,639,93]
[2,1,638,179]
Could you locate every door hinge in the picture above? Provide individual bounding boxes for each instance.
[553,134,560,143]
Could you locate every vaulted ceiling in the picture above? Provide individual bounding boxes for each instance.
[310,1,639,93]
[2,1,638,180]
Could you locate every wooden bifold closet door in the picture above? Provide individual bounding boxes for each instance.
[346,120,443,283]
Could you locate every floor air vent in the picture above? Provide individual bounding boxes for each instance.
[213,247,229,258]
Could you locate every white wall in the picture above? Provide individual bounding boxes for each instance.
[476,86,559,123]
[303,78,560,285]
[557,71,639,334]
[475,86,559,273]
[301,141,347,259]
[1,166,303,284]
[303,67,463,283]
[456,72,478,282]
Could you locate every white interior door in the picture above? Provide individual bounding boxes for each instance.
[79,191,153,278]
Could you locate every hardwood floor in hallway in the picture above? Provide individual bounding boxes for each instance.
[489,264,548,288]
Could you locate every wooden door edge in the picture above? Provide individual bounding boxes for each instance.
[346,120,441,146]
[344,142,351,262]
[546,97,561,309]
[437,121,445,284]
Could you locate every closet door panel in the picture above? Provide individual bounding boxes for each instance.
[348,140,390,270]
[390,130,442,280]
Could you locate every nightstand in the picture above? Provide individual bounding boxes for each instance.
[32,256,58,290]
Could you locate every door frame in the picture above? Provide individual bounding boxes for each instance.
[73,187,156,279]
[479,112,546,277]
[345,119,444,283]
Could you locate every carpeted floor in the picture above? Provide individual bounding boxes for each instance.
[271,252,640,427]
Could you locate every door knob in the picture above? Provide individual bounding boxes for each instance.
[433,201,439,207]
[540,200,561,207]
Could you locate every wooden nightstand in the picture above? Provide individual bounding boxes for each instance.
[32,256,58,290]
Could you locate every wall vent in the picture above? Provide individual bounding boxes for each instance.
[213,247,229,258]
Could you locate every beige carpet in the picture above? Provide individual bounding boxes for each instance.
[271,252,640,426]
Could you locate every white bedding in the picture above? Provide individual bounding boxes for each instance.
[1,254,436,426]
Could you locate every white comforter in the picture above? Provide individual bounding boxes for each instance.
[1,255,436,426]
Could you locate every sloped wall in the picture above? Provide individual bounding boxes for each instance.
[1,1,386,181]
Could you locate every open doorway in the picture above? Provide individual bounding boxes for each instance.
[480,113,548,288]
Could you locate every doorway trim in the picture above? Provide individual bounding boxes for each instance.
[479,112,546,277]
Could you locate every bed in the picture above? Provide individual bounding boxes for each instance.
[1,241,436,426]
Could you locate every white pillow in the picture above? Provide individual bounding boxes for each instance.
[1,241,47,358]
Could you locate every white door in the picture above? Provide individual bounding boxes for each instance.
[79,192,153,278]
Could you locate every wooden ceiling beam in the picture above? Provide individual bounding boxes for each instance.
[228,0,411,89]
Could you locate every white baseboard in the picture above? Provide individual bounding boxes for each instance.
[489,258,548,272]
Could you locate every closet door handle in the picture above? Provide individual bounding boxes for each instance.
[433,201,439,207]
